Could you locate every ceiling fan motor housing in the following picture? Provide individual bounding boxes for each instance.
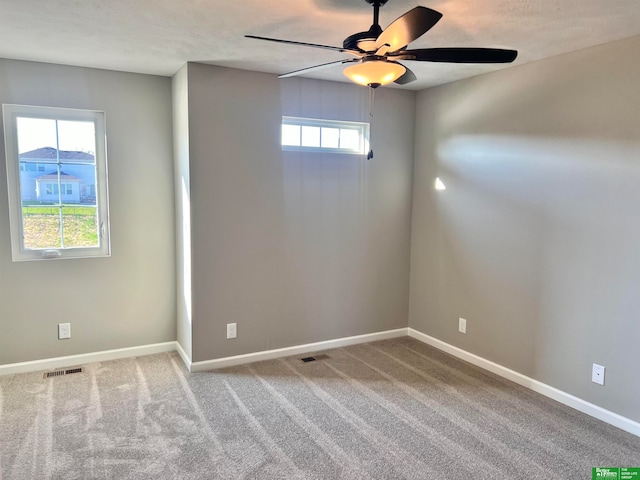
[343,25,383,51]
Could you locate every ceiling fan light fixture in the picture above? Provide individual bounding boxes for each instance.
[343,60,405,88]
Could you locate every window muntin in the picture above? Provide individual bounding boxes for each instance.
[281,117,369,155]
[3,104,110,261]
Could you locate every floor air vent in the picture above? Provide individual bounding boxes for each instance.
[300,354,330,363]
[44,367,84,379]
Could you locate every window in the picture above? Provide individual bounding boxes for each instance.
[3,104,110,261]
[19,162,46,172]
[281,116,369,155]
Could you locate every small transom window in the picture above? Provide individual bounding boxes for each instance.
[281,117,369,155]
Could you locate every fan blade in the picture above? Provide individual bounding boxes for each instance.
[394,65,416,85]
[278,58,360,78]
[392,47,518,63]
[375,7,442,52]
[245,35,362,56]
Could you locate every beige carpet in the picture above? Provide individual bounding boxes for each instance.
[1,337,638,479]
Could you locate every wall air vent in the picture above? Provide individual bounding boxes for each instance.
[43,367,84,379]
[300,354,330,363]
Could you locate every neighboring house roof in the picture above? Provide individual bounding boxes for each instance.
[19,146,94,161]
[36,171,81,182]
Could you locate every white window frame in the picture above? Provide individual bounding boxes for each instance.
[281,116,370,155]
[3,104,110,261]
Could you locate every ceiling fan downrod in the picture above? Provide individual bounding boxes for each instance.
[343,0,387,51]
[368,0,385,28]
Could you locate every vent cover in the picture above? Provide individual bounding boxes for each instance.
[44,367,84,379]
[300,354,330,363]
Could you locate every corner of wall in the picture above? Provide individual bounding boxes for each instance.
[171,64,193,361]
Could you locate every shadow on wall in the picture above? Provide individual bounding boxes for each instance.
[278,78,377,338]
[276,77,415,340]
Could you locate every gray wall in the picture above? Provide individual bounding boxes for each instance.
[409,35,640,423]
[0,59,176,364]
[186,63,415,362]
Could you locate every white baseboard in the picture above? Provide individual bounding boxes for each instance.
[0,341,177,376]
[175,341,192,371]
[5,328,635,438]
[0,329,408,376]
[408,328,640,438]
[190,328,409,372]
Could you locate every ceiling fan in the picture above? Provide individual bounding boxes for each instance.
[246,0,517,89]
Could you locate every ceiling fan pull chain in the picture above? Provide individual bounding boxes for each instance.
[367,87,375,160]
[369,85,375,117]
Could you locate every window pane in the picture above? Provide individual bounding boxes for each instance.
[281,124,300,146]
[20,167,48,204]
[321,127,339,148]
[57,120,96,164]
[301,126,320,147]
[60,163,97,206]
[62,207,99,248]
[21,203,62,249]
[16,117,57,154]
[340,128,360,151]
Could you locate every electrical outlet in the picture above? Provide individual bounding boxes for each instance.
[458,317,467,334]
[592,364,605,386]
[58,323,71,340]
[226,323,237,339]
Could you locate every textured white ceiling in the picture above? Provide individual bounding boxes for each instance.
[1,0,639,89]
